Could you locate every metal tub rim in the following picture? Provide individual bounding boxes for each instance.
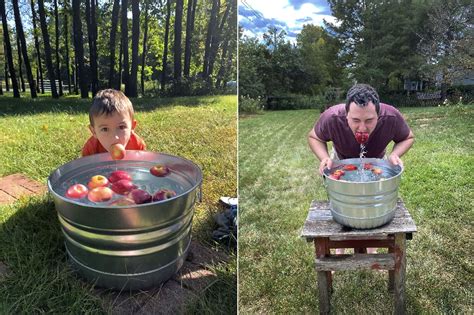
[47,150,203,209]
[322,157,403,184]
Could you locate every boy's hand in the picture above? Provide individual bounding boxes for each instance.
[319,157,333,175]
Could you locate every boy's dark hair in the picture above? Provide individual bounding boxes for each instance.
[345,84,380,114]
[89,89,134,126]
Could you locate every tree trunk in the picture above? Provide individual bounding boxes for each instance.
[160,0,171,91]
[141,0,149,96]
[215,35,229,89]
[183,0,196,77]
[72,0,88,98]
[208,0,230,79]
[30,0,44,94]
[16,34,26,92]
[54,0,63,96]
[4,59,9,91]
[215,0,235,89]
[74,52,78,94]
[126,0,139,97]
[117,40,123,90]
[0,0,20,97]
[121,0,129,90]
[108,0,120,88]
[12,0,37,98]
[37,0,59,98]
[64,1,72,94]
[173,0,183,82]
[86,0,98,95]
[203,0,219,79]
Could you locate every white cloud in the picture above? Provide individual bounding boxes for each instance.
[240,0,340,42]
[245,0,333,28]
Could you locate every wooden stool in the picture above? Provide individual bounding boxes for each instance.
[301,199,416,314]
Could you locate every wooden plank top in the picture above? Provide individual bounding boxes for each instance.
[301,199,417,239]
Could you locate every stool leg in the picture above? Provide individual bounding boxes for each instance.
[394,233,406,314]
[315,238,331,314]
[388,245,394,293]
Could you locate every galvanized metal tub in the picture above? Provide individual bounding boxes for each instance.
[323,158,403,229]
[47,151,202,290]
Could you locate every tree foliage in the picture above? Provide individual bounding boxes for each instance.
[0,0,236,98]
[240,0,472,106]
[417,0,473,87]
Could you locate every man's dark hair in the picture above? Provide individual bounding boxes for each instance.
[345,84,380,114]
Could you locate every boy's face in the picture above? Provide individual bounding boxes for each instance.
[89,111,136,152]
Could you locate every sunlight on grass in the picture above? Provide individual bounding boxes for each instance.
[239,104,473,313]
[0,95,237,313]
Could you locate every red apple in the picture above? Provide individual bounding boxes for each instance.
[355,131,369,144]
[66,184,88,199]
[343,164,358,171]
[88,175,109,189]
[153,189,177,202]
[150,164,170,177]
[111,179,137,195]
[333,169,345,176]
[110,143,126,160]
[108,170,132,183]
[128,189,152,204]
[88,187,114,203]
[363,163,373,170]
[109,197,136,206]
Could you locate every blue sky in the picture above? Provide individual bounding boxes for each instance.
[239,0,337,42]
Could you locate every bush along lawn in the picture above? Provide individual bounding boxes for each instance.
[238,103,473,313]
[0,94,237,313]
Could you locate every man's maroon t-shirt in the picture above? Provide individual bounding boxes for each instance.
[314,103,410,159]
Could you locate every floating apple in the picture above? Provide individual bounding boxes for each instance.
[66,184,88,199]
[110,143,126,160]
[343,164,358,171]
[372,168,383,175]
[150,164,170,177]
[88,175,109,189]
[109,197,136,206]
[128,189,152,204]
[363,163,373,170]
[111,179,137,195]
[333,169,345,176]
[153,189,177,202]
[329,174,341,180]
[355,131,369,144]
[108,170,132,183]
[88,187,114,203]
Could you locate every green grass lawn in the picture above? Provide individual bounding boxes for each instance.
[238,104,473,313]
[0,94,237,313]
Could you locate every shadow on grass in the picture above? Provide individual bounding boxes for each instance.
[0,195,102,313]
[0,194,236,313]
[0,94,225,117]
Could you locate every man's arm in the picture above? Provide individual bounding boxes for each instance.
[388,130,415,167]
[307,128,333,174]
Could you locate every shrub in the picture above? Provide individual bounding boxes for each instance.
[265,94,330,111]
[239,96,264,114]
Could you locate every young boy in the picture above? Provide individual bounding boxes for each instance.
[82,89,146,156]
